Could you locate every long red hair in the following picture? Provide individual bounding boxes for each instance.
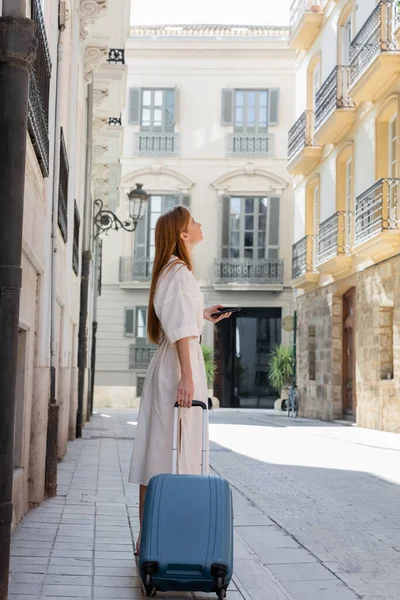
[148,205,192,344]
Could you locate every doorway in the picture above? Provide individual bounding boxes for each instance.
[215,307,281,408]
[343,288,356,419]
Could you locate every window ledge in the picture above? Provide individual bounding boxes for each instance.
[213,283,284,292]
[120,282,151,290]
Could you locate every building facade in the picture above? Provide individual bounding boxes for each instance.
[1,0,130,529]
[95,24,296,410]
[289,0,400,431]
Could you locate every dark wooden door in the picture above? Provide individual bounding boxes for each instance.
[343,288,356,418]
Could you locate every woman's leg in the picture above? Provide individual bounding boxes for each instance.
[135,484,147,554]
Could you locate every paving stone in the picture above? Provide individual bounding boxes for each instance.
[8,583,42,595]
[44,574,92,586]
[94,575,141,587]
[41,585,91,597]
[9,572,45,584]
[283,580,359,599]
[93,587,142,598]
[268,562,338,582]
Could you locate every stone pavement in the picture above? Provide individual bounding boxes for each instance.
[8,409,400,600]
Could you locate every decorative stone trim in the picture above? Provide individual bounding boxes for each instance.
[80,0,107,40]
[92,145,108,162]
[130,24,291,38]
[93,88,109,106]
[84,45,108,81]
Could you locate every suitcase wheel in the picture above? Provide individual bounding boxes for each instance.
[145,585,157,597]
[216,588,226,600]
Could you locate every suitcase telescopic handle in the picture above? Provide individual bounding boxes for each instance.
[172,401,208,476]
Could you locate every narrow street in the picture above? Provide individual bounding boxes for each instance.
[9,410,400,600]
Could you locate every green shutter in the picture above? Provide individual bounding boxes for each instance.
[221,196,230,258]
[129,88,141,124]
[134,201,148,260]
[221,89,234,126]
[124,307,134,337]
[268,89,280,126]
[267,197,280,258]
[164,89,175,132]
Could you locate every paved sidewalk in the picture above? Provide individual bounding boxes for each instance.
[9,409,400,599]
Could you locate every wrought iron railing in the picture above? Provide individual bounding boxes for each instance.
[350,1,399,86]
[290,0,327,30]
[355,178,400,245]
[228,134,274,157]
[292,235,314,279]
[119,257,153,282]
[317,212,352,265]
[214,258,283,285]
[288,110,316,161]
[129,343,157,369]
[136,133,179,156]
[315,67,353,131]
[28,0,52,177]
[108,49,125,64]
[58,129,69,242]
[109,116,122,126]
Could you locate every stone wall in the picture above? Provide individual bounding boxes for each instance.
[297,288,343,421]
[356,256,400,433]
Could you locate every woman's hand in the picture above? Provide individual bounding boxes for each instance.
[204,305,232,324]
[177,372,195,408]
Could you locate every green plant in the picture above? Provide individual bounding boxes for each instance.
[201,345,217,388]
[268,345,293,394]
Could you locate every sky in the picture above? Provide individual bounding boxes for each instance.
[130,0,291,27]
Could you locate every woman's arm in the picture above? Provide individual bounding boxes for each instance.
[176,337,194,408]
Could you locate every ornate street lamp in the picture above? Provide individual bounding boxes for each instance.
[93,183,149,238]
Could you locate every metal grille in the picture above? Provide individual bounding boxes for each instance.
[292,235,314,279]
[315,67,353,131]
[108,116,122,126]
[350,1,398,86]
[136,133,179,156]
[129,344,157,369]
[355,178,400,245]
[317,212,352,265]
[228,134,274,157]
[214,258,283,285]
[119,257,153,282]
[290,0,327,30]
[288,110,316,160]
[108,49,125,64]
[58,129,69,243]
[28,0,52,177]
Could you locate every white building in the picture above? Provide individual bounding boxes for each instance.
[95,24,296,410]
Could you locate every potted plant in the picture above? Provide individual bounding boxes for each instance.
[201,345,217,409]
[268,345,293,411]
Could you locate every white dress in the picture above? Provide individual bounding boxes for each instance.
[129,257,209,486]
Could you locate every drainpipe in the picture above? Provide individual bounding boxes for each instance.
[45,22,65,498]
[0,4,36,598]
[77,82,94,438]
[88,239,99,420]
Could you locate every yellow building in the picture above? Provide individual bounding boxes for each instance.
[289,0,400,431]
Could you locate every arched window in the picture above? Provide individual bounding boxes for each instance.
[305,177,320,264]
[337,143,354,250]
[376,95,400,224]
[307,56,321,112]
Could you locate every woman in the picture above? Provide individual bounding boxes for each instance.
[129,205,231,555]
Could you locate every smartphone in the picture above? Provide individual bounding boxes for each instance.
[211,307,241,317]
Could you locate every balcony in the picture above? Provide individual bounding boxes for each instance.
[119,257,153,285]
[349,1,400,104]
[228,134,273,158]
[291,236,319,290]
[290,0,327,50]
[107,49,125,65]
[214,258,284,289]
[136,133,179,157]
[315,67,355,145]
[288,110,322,176]
[28,0,51,177]
[316,212,352,277]
[129,341,157,370]
[354,178,400,261]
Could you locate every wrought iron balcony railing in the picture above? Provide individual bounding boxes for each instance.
[129,343,157,369]
[136,133,179,156]
[214,258,283,285]
[119,257,153,282]
[58,129,69,242]
[109,116,122,126]
[288,110,316,161]
[228,134,274,157]
[108,49,125,64]
[290,0,327,30]
[355,178,400,245]
[28,0,52,177]
[315,67,353,131]
[292,235,314,279]
[350,1,399,87]
[317,211,352,265]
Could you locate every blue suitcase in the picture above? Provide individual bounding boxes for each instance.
[139,401,233,598]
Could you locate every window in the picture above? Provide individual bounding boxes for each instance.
[135,307,148,339]
[340,15,352,65]
[312,63,321,111]
[312,184,320,264]
[58,128,69,242]
[345,157,353,247]
[72,201,80,276]
[135,194,190,261]
[221,196,280,260]
[124,308,134,337]
[221,89,280,128]
[388,114,397,216]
